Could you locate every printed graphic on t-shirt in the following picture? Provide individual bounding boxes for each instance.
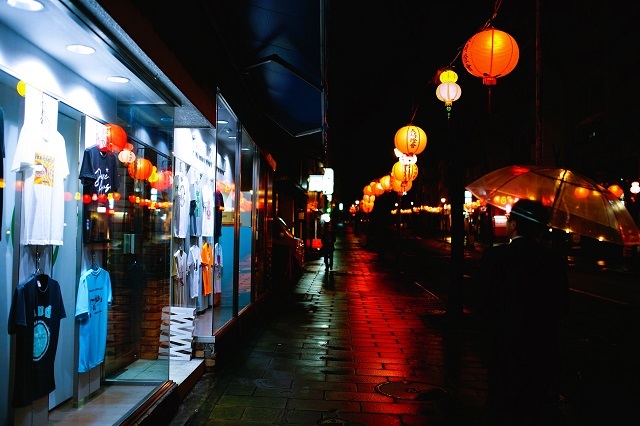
[33,319,50,361]
[34,152,54,187]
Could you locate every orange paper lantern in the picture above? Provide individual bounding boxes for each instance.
[391,161,418,182]
[371,181,385,196]
[394,125,427,156]
[361,202,373,213]
[380,175,392,192]
[462,27,519,85]
[391,178,412,193]
[574,187,590,199]
[127,158,153,180]
[608,184,624,198]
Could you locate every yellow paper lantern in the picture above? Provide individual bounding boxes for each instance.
[439,69,458,83]
[462,27,519,85]
[363,185,373,196]
[391,161,418,182]
[16,80,27,97]
[394,125,427,156]
[148,166,159,183]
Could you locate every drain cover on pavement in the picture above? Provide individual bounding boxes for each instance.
[318,418,349,425]
[375,381,447,401]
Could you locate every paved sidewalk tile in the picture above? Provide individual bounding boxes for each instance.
[172,225,491,425]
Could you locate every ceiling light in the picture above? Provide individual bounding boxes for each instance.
[228,136,236,139]
[217,120,228,124]
[66,44,95,55]
[7,0,44,12]
[106,76,130,84]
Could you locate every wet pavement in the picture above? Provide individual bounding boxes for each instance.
[169,224,638,425]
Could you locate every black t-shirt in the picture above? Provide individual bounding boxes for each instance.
[8,274,67,407]
[79,144,120,194]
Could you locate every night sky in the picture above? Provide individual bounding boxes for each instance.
[325,1,639,208]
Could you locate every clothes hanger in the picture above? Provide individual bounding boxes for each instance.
[34,246,44,276]
[92,250,100,271]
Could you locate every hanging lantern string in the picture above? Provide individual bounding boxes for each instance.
[373,0,507,195]
[430,0,506,88]
[406,0,505,127]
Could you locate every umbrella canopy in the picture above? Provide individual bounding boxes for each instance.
[466,165,640,246]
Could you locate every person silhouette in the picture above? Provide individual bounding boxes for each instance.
[477,199,570,425]
[322,221,336,270]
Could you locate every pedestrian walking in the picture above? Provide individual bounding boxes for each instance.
[322,221,336,270]
[477,199,570,426]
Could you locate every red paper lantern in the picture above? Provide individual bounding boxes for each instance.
[394,125,427,156]
[113,192,121,201]
[127,158,153,180]
[82,194,92,204]
[97,193,108,203]
[150,170,173,191]
[128,195,136,203]
[462,27,519,85]
[106,124,127,152]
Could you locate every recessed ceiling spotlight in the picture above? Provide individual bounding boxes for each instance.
[106,76,130,84]
[7,0,44,12]
[66,44,95,55]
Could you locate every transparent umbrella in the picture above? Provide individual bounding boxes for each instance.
[466,165,640,246]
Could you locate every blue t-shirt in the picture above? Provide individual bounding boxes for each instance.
[75,267,112,373]
[8,274,66,407]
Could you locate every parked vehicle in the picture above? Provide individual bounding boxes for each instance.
[272,217,305,282]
